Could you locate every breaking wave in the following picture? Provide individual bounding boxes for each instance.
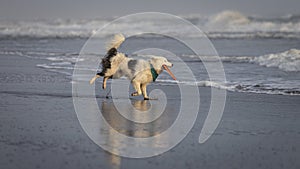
[1,11,300,39]
[251,49,300,71]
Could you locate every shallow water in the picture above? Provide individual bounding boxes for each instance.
[1,37,299,95]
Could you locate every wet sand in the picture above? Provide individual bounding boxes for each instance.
[0,54,300,169]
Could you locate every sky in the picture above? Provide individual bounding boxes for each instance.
[1,0,300,20]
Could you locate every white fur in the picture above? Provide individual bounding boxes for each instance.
[106,34,125,50]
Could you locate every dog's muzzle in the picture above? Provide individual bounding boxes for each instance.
[162,64,176,80]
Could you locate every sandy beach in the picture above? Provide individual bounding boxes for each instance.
[1,51,299,169]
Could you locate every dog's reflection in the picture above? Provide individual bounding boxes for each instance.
[101,99,163,138]
[132,100,151,111]
[100,99,167,168]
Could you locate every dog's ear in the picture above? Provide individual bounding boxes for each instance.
[150,57,159,63]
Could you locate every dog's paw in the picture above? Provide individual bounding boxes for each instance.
[131,92,138,96]
[144,97,158,100]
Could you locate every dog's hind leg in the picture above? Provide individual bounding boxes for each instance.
[131,79,142,96]
[141,83,149,100]
[102,76,109,89]
[89,75,101,85]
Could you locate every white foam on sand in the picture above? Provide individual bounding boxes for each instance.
[156,79,300,95]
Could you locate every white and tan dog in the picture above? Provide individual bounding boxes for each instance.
[89,34,176,100]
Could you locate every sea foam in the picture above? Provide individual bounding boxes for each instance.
[1,11,300,39]
[251,49,300,71]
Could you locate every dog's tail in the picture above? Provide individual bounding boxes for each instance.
[106,34,125,50]
[89,34,126,85]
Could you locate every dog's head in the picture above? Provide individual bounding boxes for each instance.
[150,56,173,68]
[150,56,176,80]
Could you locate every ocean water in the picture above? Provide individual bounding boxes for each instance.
[0,11,300,95]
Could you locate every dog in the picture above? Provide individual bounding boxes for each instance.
[89,34,176,100]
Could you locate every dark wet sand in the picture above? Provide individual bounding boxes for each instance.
[0,54,300,169]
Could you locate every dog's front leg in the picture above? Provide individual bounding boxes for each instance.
[131,79,142,96]
[102,76,109,89]
[141,84,149,100]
